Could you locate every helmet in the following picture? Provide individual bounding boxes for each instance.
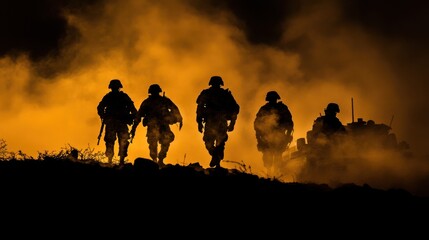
[325,103,340,113]
[109,79,123,89]
[265,91,281,102]
[209,76,224,86]
[148,84,162,95]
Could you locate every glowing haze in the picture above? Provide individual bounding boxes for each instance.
[1,0,428,195]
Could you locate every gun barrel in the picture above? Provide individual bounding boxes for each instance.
[97,120,105,145]
[130,123,138,143]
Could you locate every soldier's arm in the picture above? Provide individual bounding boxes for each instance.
[97,95,109,118]
[169,99,183,130]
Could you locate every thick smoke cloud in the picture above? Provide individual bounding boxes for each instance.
[0,0,428,196]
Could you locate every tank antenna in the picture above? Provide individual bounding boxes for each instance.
[351,97,355,123]
[389,115,394,128]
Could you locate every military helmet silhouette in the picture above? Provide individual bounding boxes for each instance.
[148,84,162,95]
[109,79,123,89]
[325,103,340,113]
[209,76,224,86]
[265,91,281,102]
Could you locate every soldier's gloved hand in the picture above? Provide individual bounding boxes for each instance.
[227,121,236,132]
[198,122,204,133]
[179,121,183,130]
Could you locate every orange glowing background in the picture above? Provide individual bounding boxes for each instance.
[1,0,428,195]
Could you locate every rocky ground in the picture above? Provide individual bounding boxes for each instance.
[0,157,427,237]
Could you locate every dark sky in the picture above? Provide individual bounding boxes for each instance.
[2,0,428,61]
[1,0,428,195]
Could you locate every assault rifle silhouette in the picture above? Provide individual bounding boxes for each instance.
[97,119,105,145]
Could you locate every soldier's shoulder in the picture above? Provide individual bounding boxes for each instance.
[162,96,175,104]
[104,92,114,97]
[197,89,211,99]
[315,116,325,122]
[277,101,288,108]
[204,88,215,94]
[118,91,132,99]
[260,103,272,110]
[197,89,208,96]
[223,88,233,94]
[140,97,152,105]
[101,92,116,101]
[162,95,172,100]
[121,91,131,96]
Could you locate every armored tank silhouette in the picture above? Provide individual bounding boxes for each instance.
[295,117,409,153]
[281,98,411,182]
[292,98,409,153]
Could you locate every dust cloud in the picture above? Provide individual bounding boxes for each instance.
[0,0,428,196]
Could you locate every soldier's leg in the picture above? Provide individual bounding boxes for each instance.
[216,140,226,160]
[116,123,131,165]
[147,138,158,162]
[203,124,223,168]
[205,134,218,167]
[203,134,216,156]
[211,143,225,167]
[158,130,174,167]
[205,139,218,168]
[147,126,159,162]
[263,150,275,174]
[273,151,283,176]
[211,133,228,168]
[104,125,117,164]
[118,129,130,165]
[158,143,169,167]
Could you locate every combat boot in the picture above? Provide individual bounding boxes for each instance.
[210,155,221,168]
[119,156,125,166]
[158,158,166,168]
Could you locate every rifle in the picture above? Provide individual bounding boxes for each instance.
[97,119,105,145]
[130,122,138,143]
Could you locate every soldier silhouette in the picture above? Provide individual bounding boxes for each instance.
[196,76,240,168]
[254,91,294,175]
[304,102,346,173]
[132,84,183,167]
[97,79,137,166]
[307,102,346,146]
